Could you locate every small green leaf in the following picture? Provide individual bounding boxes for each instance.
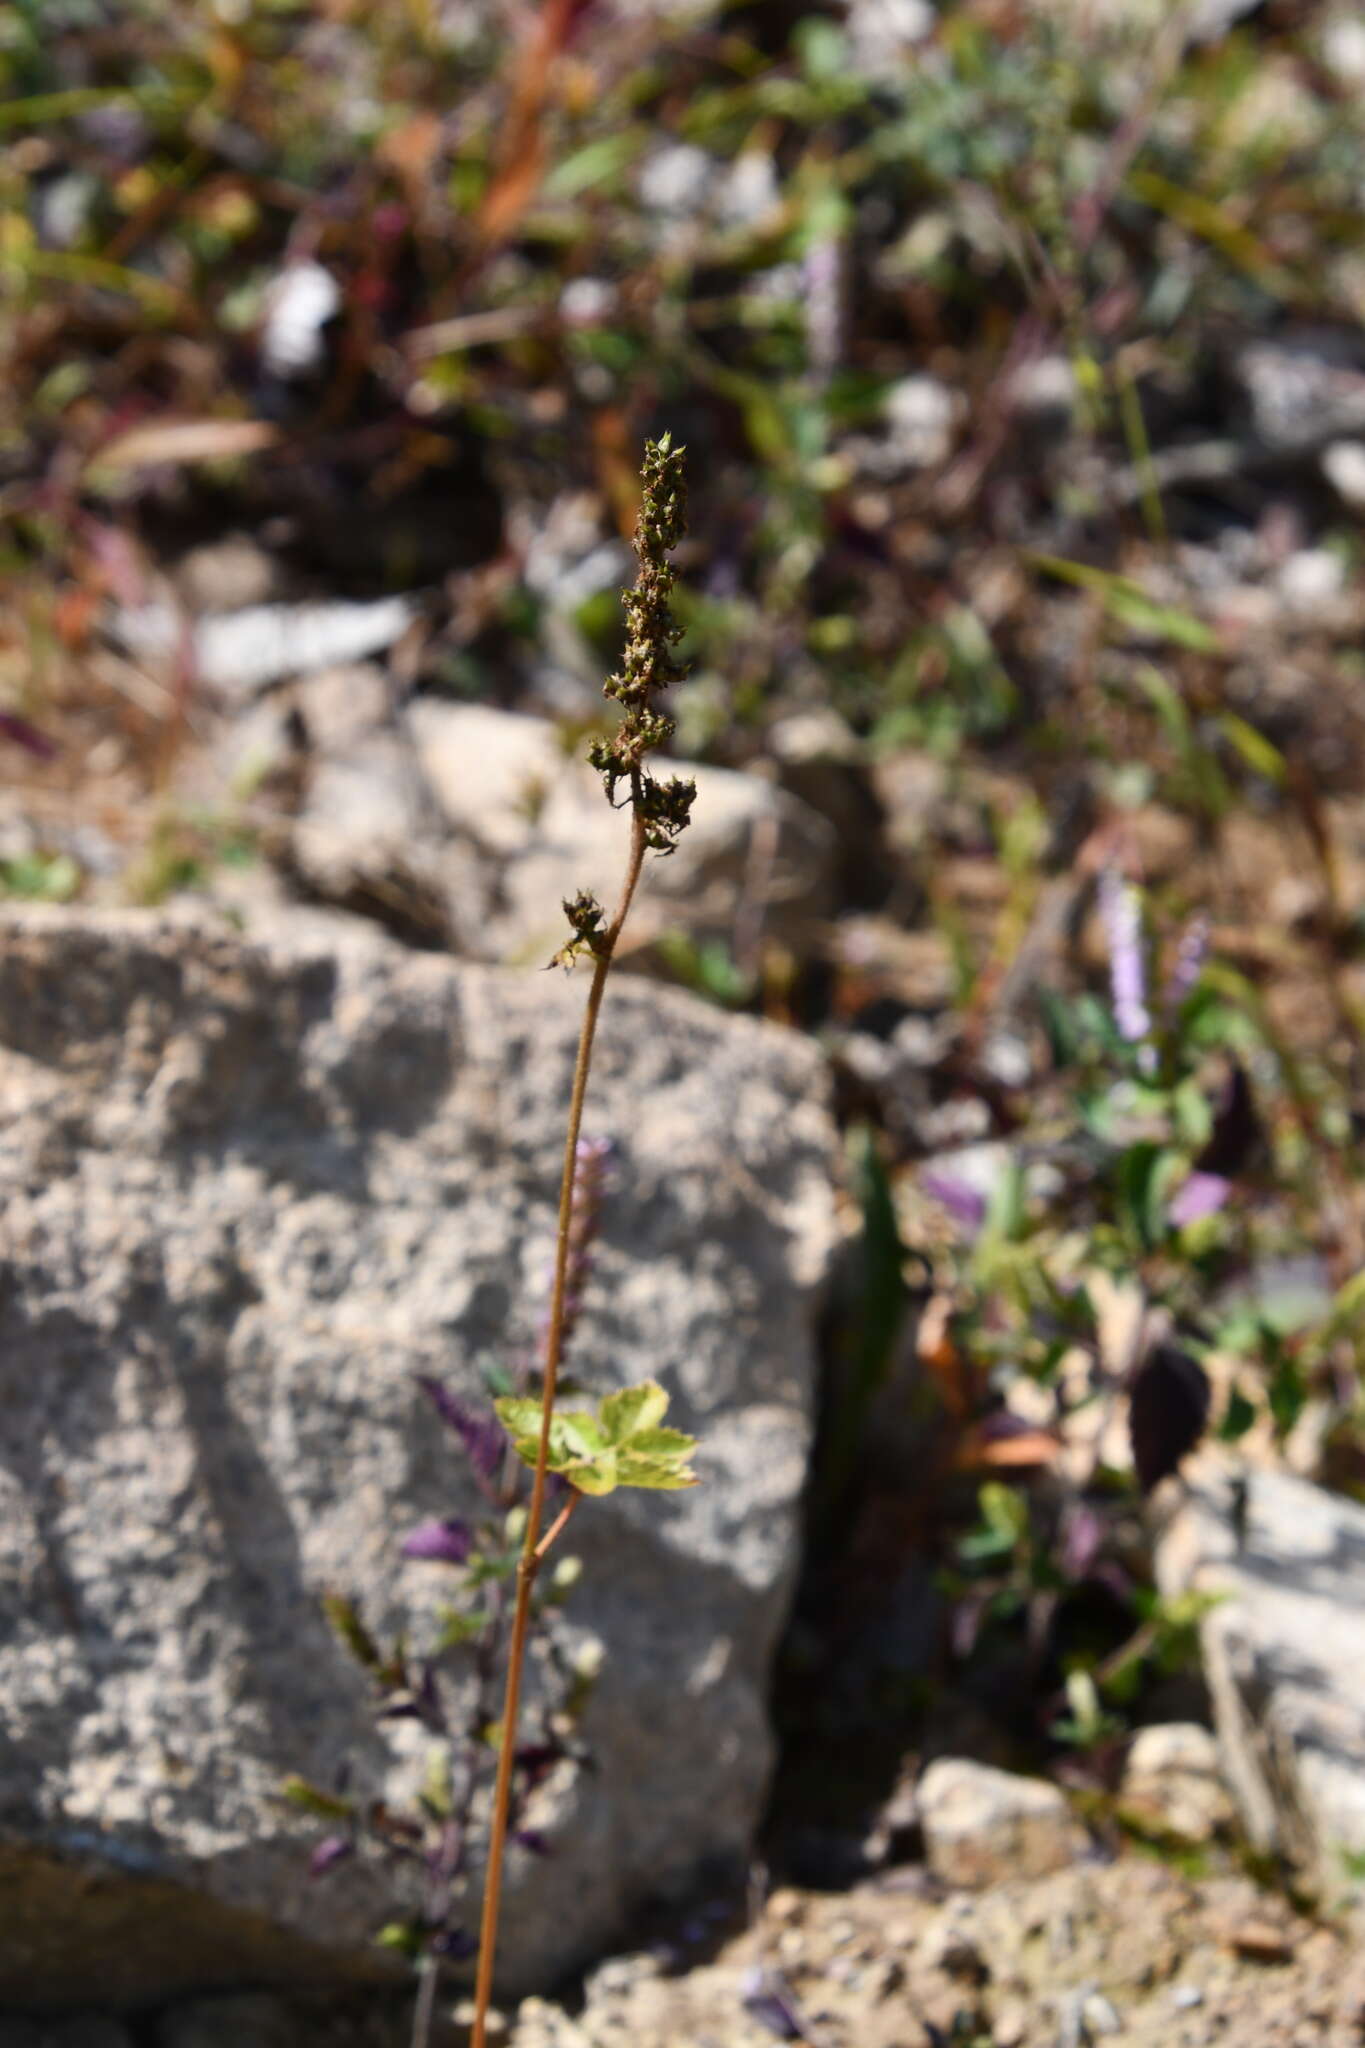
[614,1452,697,1490]
[543,129,641,200]
[280,1775,354,1822]
[621,1424,695,1460]
[495,1397,545,1439]
[322,1593,380,1671]
[564,1452,619,1496]
[599,1381,670,1444]
[375,1922,423,1958]
[435,1606,489,1649]
[497,1381,697,1496]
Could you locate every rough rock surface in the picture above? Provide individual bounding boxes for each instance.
[1156,1463,1365,1901]
[916,1760,1084,1890]
[0,907,837,2009]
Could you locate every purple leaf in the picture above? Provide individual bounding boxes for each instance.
[308,1833,353,1878]
[414,1377,505,1483]
[0,712,57,761]
[1129,1341,1210,1494]
[401,1517,473,1566]
[513,1828,551,1857]
[1197,1060,1262,1178]
[1169,1170,1232,1227]
[742,1966,806,2041]
[920,1170,987,1233]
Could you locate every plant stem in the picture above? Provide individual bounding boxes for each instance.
[411,1951,439,2048]
[468,803,648,2048]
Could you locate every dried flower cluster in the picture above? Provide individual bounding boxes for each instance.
[586,433,696,845]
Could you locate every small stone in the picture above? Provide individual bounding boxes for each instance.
[846,375,963,477]
[1172,1986,1205,2010]
[924,1921,990,1985]
[918,1761,1083,1891]
[992,2002,1029,2047]
[1120,1724,1233,1845]
[1277,548,1346,611]
[1222,1919,1295,1965]
[637,143,713,218]
[844,0,935,71]
[1081,1991,1122,2036]
[1323,15,1365,85]
[1009,354,1079,431]
[1322,440,1365,509]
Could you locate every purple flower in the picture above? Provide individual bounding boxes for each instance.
[803,234,843,386]
[920,1169,988,1234]
[0,712,56,761]
[1059,1503,1105,1580]
[1098,869,1153,1060]
[308,1833,353,1878]
[414,1377,505,1484]
[1164,913,1210,1015]
[401,1517,473,1565]
[1169,1170,1232,1227]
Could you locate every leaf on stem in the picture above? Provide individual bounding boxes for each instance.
[495,1377,698,1495]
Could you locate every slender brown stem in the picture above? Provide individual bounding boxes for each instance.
[468,805,648,2048]
[534,1490,580,1563]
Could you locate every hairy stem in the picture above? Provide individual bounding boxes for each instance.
[469,802,648,2048]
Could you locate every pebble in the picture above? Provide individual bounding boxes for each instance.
[992,2002,1030,2047]
[1081,1990,1122,2035]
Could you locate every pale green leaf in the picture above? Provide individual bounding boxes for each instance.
[599,1380,670,1444]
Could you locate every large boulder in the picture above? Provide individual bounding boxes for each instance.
[0,907,838,2010]
[1155,1463,1365,1904]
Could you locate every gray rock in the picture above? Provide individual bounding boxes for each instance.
[842,0,934,73]
[408,703,835,962]
[221,697,834,963]
[917,1760,1083,1889]
[1232,330,1365,455]
[1323,440,1365,509]
[112,597,419,702]
[0,906,838,2004]
[1119,1724,1233,1845]
[843,376,963,478]
[1155,1465,1365,1898]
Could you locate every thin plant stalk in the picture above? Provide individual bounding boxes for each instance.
[467,810,646,2048]
[466,435,694,2045]
[411,1953,439,2048]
